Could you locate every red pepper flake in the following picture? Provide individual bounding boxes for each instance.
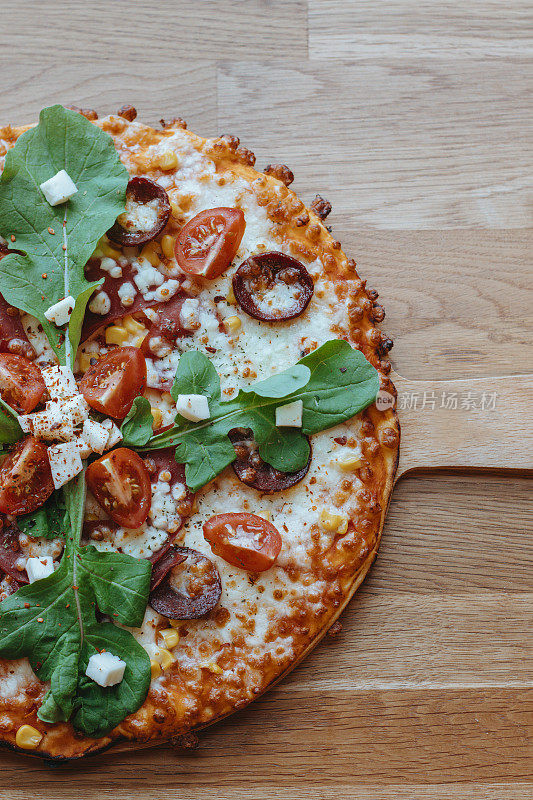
[24,602,30,609]
[48,227,55,235]
[37,617,44,623]
[62,244,67,251]
[65,603,70,608]
[10,235,15,242]
[41,273,47,279]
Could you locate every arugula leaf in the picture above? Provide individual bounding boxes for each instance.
[0,397,22,448]
[0,471,152,737]
[17,491,67,540]
[143,341,379,492]
[120,396,154,447]
[0,105,128,365]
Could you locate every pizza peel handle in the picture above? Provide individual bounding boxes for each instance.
[392,372,533,480]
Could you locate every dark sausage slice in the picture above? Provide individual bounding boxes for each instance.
[149,546,222,620]
[232,252,313,322]
[0,244,35,360]
[107,177,171,247]
[229,428,312,493]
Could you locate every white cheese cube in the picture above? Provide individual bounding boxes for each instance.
[100,418,123,449]
[176,394,210,423]
[85,651,126,687]
[117,281,136,307]
[61,395,90,426]
[41,365,77,399]
[44,296,75,327]
[47,441,83,488]
[275,399,303,427]
[39,170,78,206]
[179,298,200,330]
[154,279,180,303]
[75,435,93,459]
[88,290,111,315]
[26,556,54,583]
[17,414,33,433]
[30,404,74,442]
[82,419,109,454]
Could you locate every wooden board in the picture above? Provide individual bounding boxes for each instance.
[0,1,531,798]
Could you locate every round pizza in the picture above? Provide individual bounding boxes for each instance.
[0,104,399,759]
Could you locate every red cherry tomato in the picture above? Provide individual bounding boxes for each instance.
[86,448,151,528]
[175,207,245,279]
[0,436,54,515]
[80,347,146,419]
[0,353,46,414]
[203,512,282,572]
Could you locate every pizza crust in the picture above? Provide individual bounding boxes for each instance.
[0,110,399,759]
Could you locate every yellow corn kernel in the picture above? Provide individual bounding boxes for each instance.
[150,659,162,679]
[320,509,348,533]
[123,315,147,335]
[140,244,161,267]
[259,510,271,522]
[223,315,241,334]
[226,285,236,305]
[170,201,182,219]
[131,333,147,348]
[157,648,175,671]
[15,725,42,750]
[338,455,363,472]
[151,408,163,430]
[159,628,180,649]
[105,325,129,346]
[78,353,94,373]
[157,150,179,170]
[161,235,176,260]
[202,662,223,675]
[168,618,181,629]
[101,242,122,260]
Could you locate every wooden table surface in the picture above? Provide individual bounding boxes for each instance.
[0,2,531,798]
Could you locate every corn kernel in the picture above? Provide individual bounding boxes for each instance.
[168,618,181,629]
[170,201,182,218]
[202,662,223,675]
[159,628,180,649]
[131,333,146,348]
[105,325,129,346]
[161,235,176,260]
[102,242,122,260]
[150,659,162,679]
[338,455,363,472]
[79,353,94,373]
[158,150,179,170]
[123,315,147,335]
[140,243,160,267]
[159,648,175,671]
[226,286,236,305]
[223,315,241,334]
[151,408,163,430]
[15,725,42,750]
[320,509,348,533]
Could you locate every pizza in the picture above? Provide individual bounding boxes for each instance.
[0,104,399,759]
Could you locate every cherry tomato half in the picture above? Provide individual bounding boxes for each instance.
[0,353,45,414]
[86,448,151,528]
[0,436,54,516]
[203,512,282,572]
[175,207,245,279]
[80,346,146,419]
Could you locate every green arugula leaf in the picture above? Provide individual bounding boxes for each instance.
[0,397,22,448]
[143,341,379,492]
[120,396,153,447]
[17,491,67,540]
[0,105,128,365]
[0,471,152,737]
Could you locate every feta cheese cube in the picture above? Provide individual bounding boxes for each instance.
[39,170,78,206]
[47,441,83,488]
[41,365,77,399]
[17,414,33,433]
[30,404,74,442]
[44,296,75,327]
[82,419,109,454]
[275,399,303,427]
[75,436,93,460]
[26,556,54,584]
[62,395,90,426]
[100,418,123,449]
[88,291,111,316]
[176,394,210,423]
[85,651,126,687]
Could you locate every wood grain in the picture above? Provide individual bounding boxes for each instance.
[0,0,531,797]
